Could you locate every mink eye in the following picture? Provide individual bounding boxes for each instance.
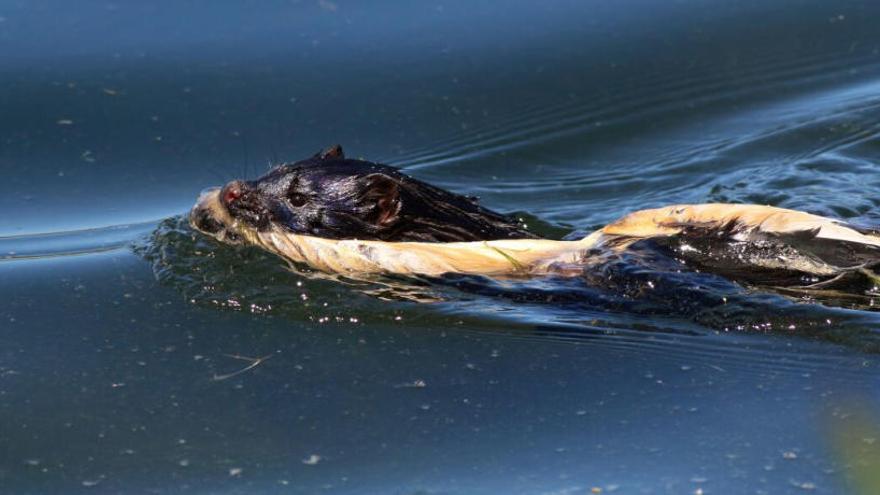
[287,178,309,207]
[289,193,308,207]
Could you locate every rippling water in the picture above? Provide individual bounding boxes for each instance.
[4,1,880,494]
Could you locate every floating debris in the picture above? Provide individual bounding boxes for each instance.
[394,379,427,389]
[81,478,103,487]
[213,353,274,381]
[790,480,816,490]
[302,454,322,465]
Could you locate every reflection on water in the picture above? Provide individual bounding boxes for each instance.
[3,0,880,493]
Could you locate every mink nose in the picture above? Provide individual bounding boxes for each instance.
[220,180,245,205]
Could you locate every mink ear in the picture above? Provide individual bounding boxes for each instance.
[315,144,344,160]
[362,173,401,226]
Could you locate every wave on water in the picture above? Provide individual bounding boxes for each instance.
[370,48,880,237]
[382,49,880,173]
[0,220,160,262]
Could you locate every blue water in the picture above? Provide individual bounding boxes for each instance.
[4,1,880,493]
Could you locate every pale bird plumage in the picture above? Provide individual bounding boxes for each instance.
[193,189,880,278]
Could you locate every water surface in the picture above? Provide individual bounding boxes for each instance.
[3,1,880,494]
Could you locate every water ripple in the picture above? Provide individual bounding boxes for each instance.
[139,217,880,357]
[385,49,880,173]
[392,63,880,232]
[0,220,159,262]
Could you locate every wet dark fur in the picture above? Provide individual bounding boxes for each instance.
[652,220,880,290]
[197,145,537,242]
